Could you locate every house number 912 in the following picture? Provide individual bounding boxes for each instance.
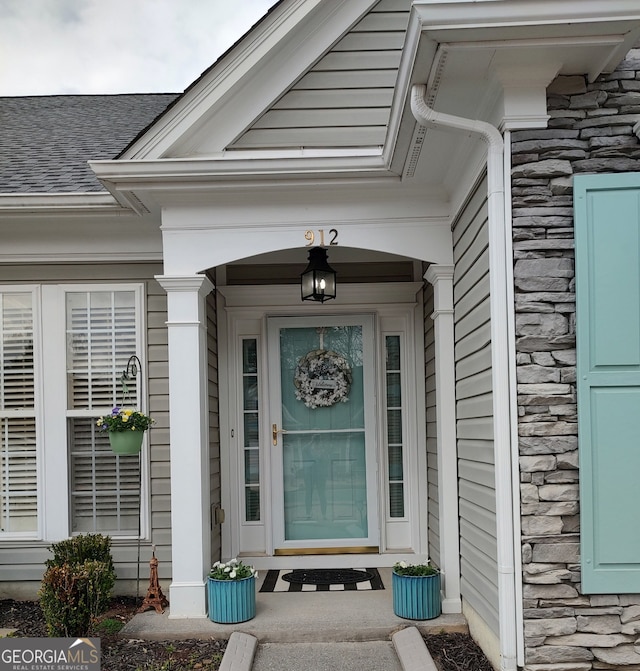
[304,229,338,246]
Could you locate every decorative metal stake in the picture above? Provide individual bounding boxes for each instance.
[137,546,169,614]
[120,354,144,605]
[121,355,142,405]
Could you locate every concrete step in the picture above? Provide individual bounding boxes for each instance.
[251,641,402,671]
[220,628,438,671]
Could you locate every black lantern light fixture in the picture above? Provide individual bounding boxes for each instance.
[301,246,337,302]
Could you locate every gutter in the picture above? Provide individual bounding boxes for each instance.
[411,84,519,671]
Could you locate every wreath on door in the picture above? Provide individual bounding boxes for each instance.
[294,349,352,409]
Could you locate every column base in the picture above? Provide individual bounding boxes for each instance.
[168,581,208,618]
[441,596,463,614]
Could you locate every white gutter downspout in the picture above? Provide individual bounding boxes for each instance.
[411,84,518,671]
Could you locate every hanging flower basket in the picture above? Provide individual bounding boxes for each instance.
[108,430,144,455]
[97,407,154,456]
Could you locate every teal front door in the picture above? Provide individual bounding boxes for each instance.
[268,315,379,554]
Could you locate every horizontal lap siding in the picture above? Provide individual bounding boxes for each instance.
[453,177,499,635]
[0,264,172,587]
[424,282,440,565]
[230,0,410,150]
[208,289,221,567]
[146,278,171,581]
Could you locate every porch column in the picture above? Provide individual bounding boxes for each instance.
[156,274,214,618]
[424,264,462,613]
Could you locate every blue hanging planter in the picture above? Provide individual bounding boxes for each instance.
[208,576,256,624]
[392,571,441,620]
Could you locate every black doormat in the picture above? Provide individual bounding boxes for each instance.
[259,568,384,592]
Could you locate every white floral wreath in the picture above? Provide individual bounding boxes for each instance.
[294,349,352,409]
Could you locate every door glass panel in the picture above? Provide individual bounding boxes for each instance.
[385,335,405,518]
[242,338,260,522]
[280,325,366,542]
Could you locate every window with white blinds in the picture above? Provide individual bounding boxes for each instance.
[0,292,38,534]
[66,290,142,536]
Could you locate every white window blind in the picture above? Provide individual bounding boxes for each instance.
[69,418,139,533]
[242,338,260,522]
[66,291,138,409]
[385,335,405,518]
[66,290,141,535]
[0,292,37,534]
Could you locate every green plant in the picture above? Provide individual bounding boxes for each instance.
[39,534,117,637]
[209,558,257,581]
[97,407,154,432]
[393,559,439,577]
[46,533,114,567]
[95,617,124,635]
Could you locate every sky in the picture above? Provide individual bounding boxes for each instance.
[0,0,276,96]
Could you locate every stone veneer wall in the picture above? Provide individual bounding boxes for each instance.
[514,49,640,670]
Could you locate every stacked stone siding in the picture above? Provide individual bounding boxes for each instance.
[514,49,640,669]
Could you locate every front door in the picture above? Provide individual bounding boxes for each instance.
[268,315,379,553]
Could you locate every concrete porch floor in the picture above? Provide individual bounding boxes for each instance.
[121,568,467,643]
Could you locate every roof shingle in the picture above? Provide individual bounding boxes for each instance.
[0,94,178,193]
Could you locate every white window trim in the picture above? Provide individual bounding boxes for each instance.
[0,285,41,540]
[40,283,148,541]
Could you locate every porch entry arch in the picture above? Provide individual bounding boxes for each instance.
[160,218,453,277]
[157,243,460,618]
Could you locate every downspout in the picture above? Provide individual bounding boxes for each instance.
[411,84,518,671]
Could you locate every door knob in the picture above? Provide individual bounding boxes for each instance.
[272,423,287,446]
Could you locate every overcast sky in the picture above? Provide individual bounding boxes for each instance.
[0,0,275,96]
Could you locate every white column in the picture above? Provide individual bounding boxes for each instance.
[156,274,214,618]
[424,264,461,613]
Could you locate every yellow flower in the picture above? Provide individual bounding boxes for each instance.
[122,415,129,422]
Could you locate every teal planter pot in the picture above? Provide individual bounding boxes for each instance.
[109,430,144,455]
[208,576,256,624]
[392,571,441,620]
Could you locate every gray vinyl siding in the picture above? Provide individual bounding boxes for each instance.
[423,280,440,566]
[207,288,221,567]
[146,277,171,582]
[0,263,171,590]
[452,176,499,635]
[229,0,410,150]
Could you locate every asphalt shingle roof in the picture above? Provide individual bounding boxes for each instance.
[0,94,179,194]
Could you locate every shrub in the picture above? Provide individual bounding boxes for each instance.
[39,534,117,637]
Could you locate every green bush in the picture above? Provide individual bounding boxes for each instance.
[39,534,117,637]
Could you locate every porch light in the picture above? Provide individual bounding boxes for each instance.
[301,247,337,302]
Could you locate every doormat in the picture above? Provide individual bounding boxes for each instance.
[259,568,384,592]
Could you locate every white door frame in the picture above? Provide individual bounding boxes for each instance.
[218,283,428,568]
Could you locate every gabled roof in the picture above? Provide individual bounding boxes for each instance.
[116,0,394,161]
[0,94,177,193]
[3,0,640,208]
[227,0,411,151]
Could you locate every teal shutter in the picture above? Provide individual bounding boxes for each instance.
[575,172,640,593]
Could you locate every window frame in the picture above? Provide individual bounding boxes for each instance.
[66,284,148,539]
[0,285,41,539]
[38,283,148,542]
